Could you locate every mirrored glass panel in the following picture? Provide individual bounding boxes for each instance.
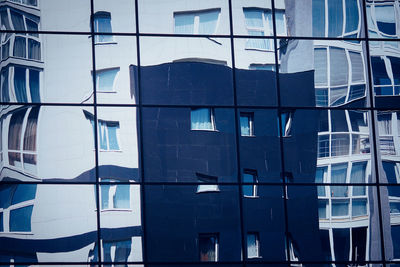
[0,184,97,263]
[366,1,400,39]
[138,0,230,35]
[94,0,136,34]
[0,105,96,182]
[95,36,137,105]
[141,107,237,183]
[140,36,233,106]
[282,109,373,184]
[234,38,277,106]
[96,107,140,182]
[287,185,383,264]
[145,184,242,263]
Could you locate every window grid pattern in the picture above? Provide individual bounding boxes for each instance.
[0,0,399,266]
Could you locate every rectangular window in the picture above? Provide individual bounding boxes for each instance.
[96,68,119,92]
[242,169,257,197]
[98,121,120,151]
[247,233,260,258]
[279,112,293,137]
[174,9,220,35]
[191,108,215,131]
[240,113,254,136]
[243,8,273,50]
[100,181,130,210]
[103,239,132,263]
[94,12,113,43]
[199,233,218,262]
[196,173,219,193]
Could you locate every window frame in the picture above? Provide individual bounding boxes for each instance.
[198,233,219,262]
[190,108,216,131]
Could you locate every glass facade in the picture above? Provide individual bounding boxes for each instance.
[0,0,400,266]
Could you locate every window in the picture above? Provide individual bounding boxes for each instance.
[240,113,254,136]
[96,68,119,92]
[247,233,260,258]
[86,113,121,151]
[191,108,215,131]
[279,111,293,137]
[243,8,272,50]
[8,107,39,174]
[199,233,218,262]
[9,0,37,7]
[103,239,132,264]
[242,169,257,197]
[174,9,220,34]
[12,67,41,103]
[312,0,361,37]
[93,12,113,44]
[100,180,130,210]
[196,173,219,193]
[0,184,36,232]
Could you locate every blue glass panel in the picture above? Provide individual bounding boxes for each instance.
[191,108,212,130]
[29,70,40,102]
[333,228,350,261]
[107,123,119,150]
[11,184,37,205]
[14,67,27,103]
[13,37,26,58]
[0,185,15,208]
[371,57,391,85]
[242,173,255,197]
[99,121,108,150]
[198,10,219,34]
[332,201,349,216]
[103,240,112,262]
[313,0,325,37]
[240,116,250,136]
[101,184,110,209]
[244,9,263,28]
[345,0,359,33]
[174,13,194,34]
[328,0,344,36]
[318,200,327,219]
[352,199,367,216]
[391,225,400,258]
[28,39,40,60]
[9,205,33,232]
[1,69,9,102]
[114,185,130,209]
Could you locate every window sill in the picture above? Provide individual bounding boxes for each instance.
[96,90,117,93]
[1,231,34,235]
[196,189,220,194]
[94,41,118,46]
[248,256,262,259]
[100,208,133,212]
[241,134,256,137]
[243,195,259,199]
[191,129,218,132]
[98,149,122,152]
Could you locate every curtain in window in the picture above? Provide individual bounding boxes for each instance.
[174,13,194,34]
[97,69,118,92]
[240,116,250,136]
[389,57,400,85]
[8,110,25,166]
[350,162,366,196]
[247,234,258,257]
[107,122,119,150]
[114,240,132,262]
[371,57,390,85]
[29,70,40,102]
[24,0,37,6]
[98,121,108,150]
[10,11,25,31]
[330,48,348,86]
[377,113,392,135]
[1,69,9,102]
[198,10,219,34]
[13,37,26,58]
[28,39,40,60]
[14,67,27,103]
[375,5,396,35]
[101,184,110,209]
[191,108,212,130]
[244,9,264,28]
[94,13,113,43]
[9,205,33,232]
[345,0,359,33]
[349,52,364,82]
[102,241,113,262]
[26,20,39,37]
[331,163,348,197]
[314,48,328,85]
[332,201,349,216]
[114,185,130,209]
[352,199,367,216]
[328,0,344,36]
[246,30,269,50]
[312,0,325,37]
[275,10,286,36]
[1,10,12,40]
[23,107,38,152]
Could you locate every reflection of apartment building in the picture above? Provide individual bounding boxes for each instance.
[0,0,142,265]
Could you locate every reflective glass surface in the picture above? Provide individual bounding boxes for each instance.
[1,0,400,266]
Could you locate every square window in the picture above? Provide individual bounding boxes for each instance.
[242,169,257,197]
[240,113,254,136]
[247,232,260,258]
[196,173,219,193]
[199,233,218,262]
[100,181,130,210]
[191,108,215,131]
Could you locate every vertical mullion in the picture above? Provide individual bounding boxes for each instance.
[134,0,148,266]
[271,0,291,265]
[227,0,247,266]
[90,0,102,265]
[361,0,387,265]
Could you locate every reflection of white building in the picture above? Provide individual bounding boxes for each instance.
[0,0,142,264]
